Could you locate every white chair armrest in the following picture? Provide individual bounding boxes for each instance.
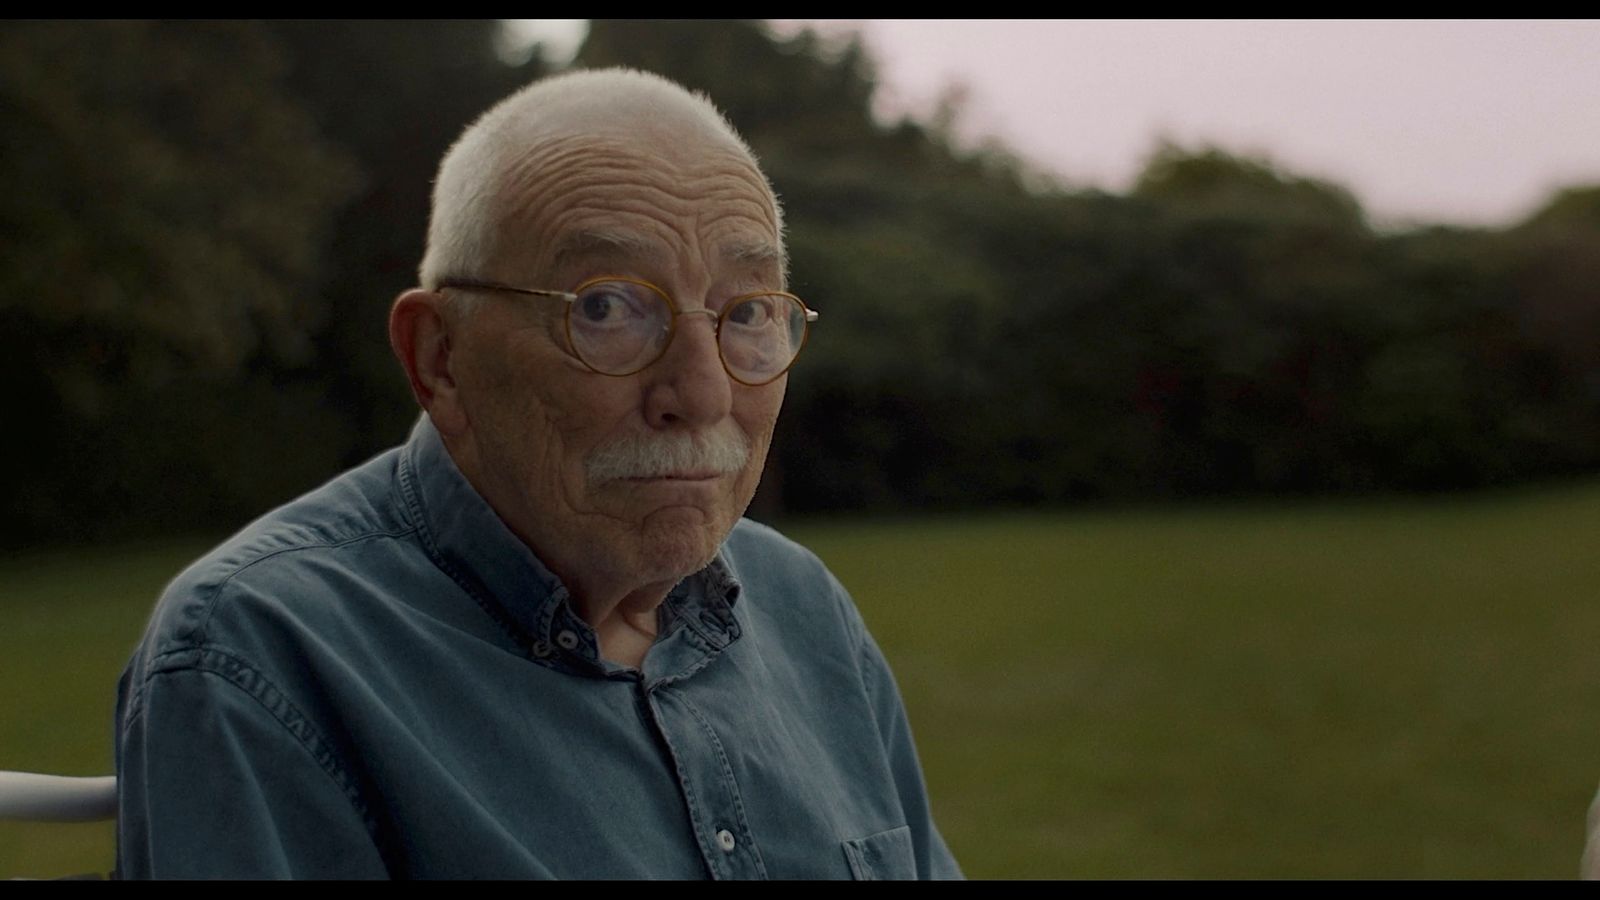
[1584,783,1600,879]
[0,771,117,822]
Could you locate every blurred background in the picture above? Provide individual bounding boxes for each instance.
[2,19,1598,878]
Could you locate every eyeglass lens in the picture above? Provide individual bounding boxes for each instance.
[566,280,808,385]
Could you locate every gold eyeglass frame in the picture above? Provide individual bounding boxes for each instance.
[437,275,819,387]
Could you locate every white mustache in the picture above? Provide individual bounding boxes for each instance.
[585,428,751,485]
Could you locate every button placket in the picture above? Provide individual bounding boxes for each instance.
[643,685,768,879]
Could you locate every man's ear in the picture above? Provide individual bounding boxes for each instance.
[389,289,468,436]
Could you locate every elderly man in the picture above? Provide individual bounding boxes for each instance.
[114,68,960,879]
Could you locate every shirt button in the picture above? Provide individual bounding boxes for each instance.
[555,630,580,651]
[531,640,552,658]
[716,829,736,852]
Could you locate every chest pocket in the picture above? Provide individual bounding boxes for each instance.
[841,825,916,880]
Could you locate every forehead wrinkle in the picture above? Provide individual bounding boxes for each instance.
[501,133,778,229]
[539,201,771,267]
[521,167,776,231]
[504,134,772,205]
[491,133,782,289]
[516,194,779,290]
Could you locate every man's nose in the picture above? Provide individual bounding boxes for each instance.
[643,310,732,430]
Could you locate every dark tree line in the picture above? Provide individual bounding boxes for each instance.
[3,20,1596,544]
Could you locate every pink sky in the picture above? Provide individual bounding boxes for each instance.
[510,20,1600,227]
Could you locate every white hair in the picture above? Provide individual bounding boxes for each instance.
[419,67,784,296]
[584,424,751,486]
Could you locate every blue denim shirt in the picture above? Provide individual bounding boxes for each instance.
[114,418,961,879]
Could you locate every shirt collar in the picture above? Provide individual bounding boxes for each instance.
[396,415,741,673]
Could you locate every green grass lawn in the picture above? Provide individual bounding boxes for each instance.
[5,482,1599,878]
[1,538,211,879]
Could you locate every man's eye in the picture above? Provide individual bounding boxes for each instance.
[578,289,636,324]
[728,297,774,327]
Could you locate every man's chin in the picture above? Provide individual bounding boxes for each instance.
[634,508,727,581]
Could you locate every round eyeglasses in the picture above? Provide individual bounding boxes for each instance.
[438,276,819,386]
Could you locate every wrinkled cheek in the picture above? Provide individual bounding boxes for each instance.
[545,430,591,515]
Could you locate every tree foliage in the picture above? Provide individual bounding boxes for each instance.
[0,21,359,540]
[5,20,1598,543]
[0,22,356,400]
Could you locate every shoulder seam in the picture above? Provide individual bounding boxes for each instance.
[125,647,378,835]
[191,528,416,645]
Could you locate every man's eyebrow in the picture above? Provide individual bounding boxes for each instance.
[722,240,787,280]
[722,239,783,266]
[552,229,665,265]
[552,231,786,280]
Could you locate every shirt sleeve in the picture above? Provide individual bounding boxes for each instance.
[857,629,965,880]
[116,663,389,879]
